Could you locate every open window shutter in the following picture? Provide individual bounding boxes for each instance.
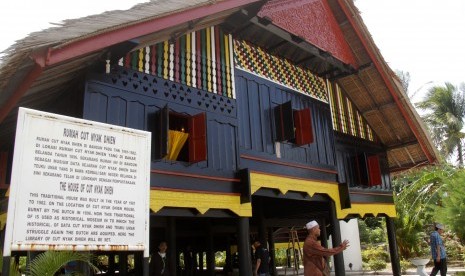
[293,107,314,145]
[367,155,382,186]
[274,101,294,141]
[188,112,207,163]
[353,153,369,186]
[0,151,8,187]
[152,105,169,159]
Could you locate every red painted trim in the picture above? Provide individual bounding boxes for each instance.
[337,0,434,164]
[150,186,241,196]
[151,169,241,182]
[40,0,260,66]
[241,155,338,174]
[0,63,44,123]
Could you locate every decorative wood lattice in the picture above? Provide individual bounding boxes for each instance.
[233,39,328,102]
[96,67,236,117]
[119,26,236,98]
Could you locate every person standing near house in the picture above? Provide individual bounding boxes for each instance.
[303,220,349,276]
[430,223,447,276]
[252,239,271,276]
[151,241,172,276]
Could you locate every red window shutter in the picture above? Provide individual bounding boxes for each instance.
[367,155,382,186]
[188,112,207,163]
[293,108,314,145]
[0,151,7,187]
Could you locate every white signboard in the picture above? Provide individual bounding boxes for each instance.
[3,108,151,253]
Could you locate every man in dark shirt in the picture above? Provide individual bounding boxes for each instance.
[252,239,270,276]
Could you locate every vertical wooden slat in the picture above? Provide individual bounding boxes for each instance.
[180,35,186,85]
[206,27,212,92]
[186,33,191,86]
[163,41,169,79]
[220,32,227,96]
[145,46,150,74]
[196,31,202,89]
[224,35,231,98]
[151,45,156,75]
[210,26,217,94]
[169,42,174,81]
[228,34,236,98]
[138,47,144,72]
[215,27,222,96]
[191,32,197,88]
[157,43,163,78]
[201,29,207,91]
[175,39,180,83]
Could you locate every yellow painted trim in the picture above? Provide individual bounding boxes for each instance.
[339,203,396,218]
[249,172,396,219]
[150,190,252,217]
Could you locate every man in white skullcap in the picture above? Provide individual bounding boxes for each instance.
[302,220,349,276]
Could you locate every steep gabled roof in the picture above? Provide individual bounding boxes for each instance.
[0,0,438,172]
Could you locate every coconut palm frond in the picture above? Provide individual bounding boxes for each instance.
[27,251,99,276]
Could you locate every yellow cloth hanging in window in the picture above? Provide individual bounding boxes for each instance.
[167,130,189,160]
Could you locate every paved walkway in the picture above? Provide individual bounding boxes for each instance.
[276,266,465,275]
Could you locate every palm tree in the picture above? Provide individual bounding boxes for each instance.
[416,82,465,165]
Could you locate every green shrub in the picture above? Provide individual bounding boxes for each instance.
[368,228,386,244]
[215,251,226,267]
[399,259,412,274]
[367,259,386,272]
[274,249,288,267]
[361,246,389,263]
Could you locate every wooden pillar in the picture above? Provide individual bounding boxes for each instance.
[135,251,144,276]
[237,217,252,276]
[386,216,401,276]
[330,202,345,276]
[206,221,215,276]
[168,217,177,276]
[320,218,328,248]
[226,236,232,272]
[109,253,116,274]
[119,252,128,276]
[199,251,204,273]
[257,199,267,243]
[267,227,278,276]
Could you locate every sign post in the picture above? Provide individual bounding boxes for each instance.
[3,108,151,275]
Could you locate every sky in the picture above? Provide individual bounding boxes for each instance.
[354,0,465,103]
[1,0,464,104]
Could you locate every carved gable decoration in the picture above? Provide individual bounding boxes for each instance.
[258,0,357,68]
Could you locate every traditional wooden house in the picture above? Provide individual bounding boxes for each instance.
[0,0,438,275]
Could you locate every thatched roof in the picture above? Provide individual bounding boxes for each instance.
[0,0,438,172]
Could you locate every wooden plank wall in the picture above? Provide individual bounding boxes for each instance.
[235,69,336,169]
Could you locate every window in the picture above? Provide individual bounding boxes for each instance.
[351,153,382,187]
[152,105,206,163]
[274,101,314,146]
